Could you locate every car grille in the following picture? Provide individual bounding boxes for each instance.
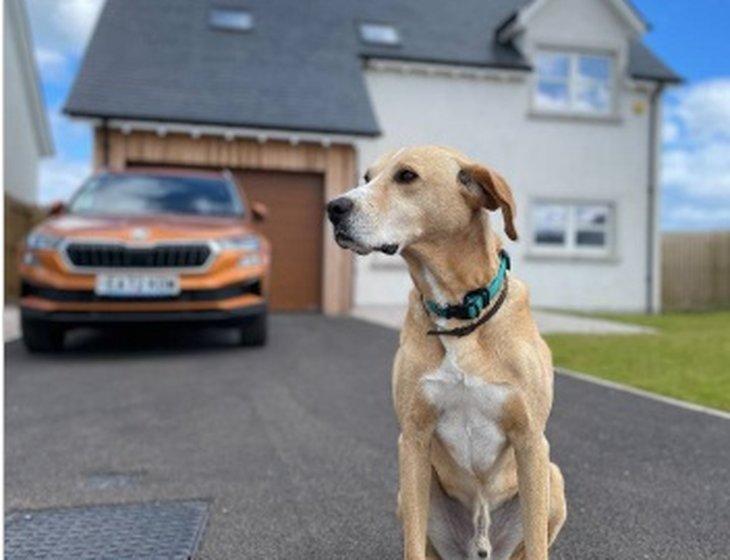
[65,243,212,269]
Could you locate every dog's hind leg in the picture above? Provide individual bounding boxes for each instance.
[427,475,472,560]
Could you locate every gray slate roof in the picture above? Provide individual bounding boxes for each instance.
[65,0,681,137]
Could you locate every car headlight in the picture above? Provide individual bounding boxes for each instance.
[238,254,262,267]
[26,231,64,251]
[217,235,261,252]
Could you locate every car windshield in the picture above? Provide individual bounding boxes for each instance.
[68,173,245,217]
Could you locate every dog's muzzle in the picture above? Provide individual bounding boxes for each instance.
[326,196,399,255]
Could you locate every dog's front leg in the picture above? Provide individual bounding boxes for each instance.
[504,395,550,560]
[399,430,433,560]
[398,401,437,560]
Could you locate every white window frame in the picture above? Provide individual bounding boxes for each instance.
[529,200,615,258]
[533,49,616,116]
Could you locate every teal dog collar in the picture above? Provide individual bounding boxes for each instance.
[425,250,511,321]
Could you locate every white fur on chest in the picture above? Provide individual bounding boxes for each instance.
[422,356,509,475]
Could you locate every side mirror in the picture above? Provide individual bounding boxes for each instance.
[48,200,66,216]
[251,201,268,222]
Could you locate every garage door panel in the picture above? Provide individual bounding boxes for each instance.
[237,170,324,311]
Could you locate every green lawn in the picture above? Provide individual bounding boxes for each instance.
[545,311,730,412]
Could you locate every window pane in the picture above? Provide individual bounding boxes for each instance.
[576,230,606,246]
[577,205,609,227]
[533,204,568,246]
[209,9,254,31]
[360,23,400,45]
[536,53,569,79]
[576,205,610,248]
[579,56,611,80]
[575,80,611,112]
[535,81,570,110]
[536,231,566,245]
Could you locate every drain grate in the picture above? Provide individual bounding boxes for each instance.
[5,500,209,560]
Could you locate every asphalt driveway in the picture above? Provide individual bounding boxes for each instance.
[5,315,729,559]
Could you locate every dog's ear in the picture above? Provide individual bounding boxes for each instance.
[458,164,518,241]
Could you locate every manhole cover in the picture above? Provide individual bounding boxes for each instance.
[5,500,209,560]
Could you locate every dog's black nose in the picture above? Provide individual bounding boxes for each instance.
[327,197,354,225]
[477,550,489,559]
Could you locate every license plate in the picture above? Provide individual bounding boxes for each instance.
[95,274,180,298]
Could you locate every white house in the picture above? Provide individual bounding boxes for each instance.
[355,0,679,313]
[3,0,54,204]
[66,0,679,314]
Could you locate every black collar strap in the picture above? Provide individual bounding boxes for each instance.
[427,276,509,337]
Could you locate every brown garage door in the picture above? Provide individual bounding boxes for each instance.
[237,170,324,312]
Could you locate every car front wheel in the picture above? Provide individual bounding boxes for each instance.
[21,317,66,353]
[239,312,267,347]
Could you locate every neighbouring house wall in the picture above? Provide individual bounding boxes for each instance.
[4,0,53,299]
[355,2,656,312]
[94,130,356,315]
[4,11,39,203]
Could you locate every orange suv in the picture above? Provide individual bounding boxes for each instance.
[19,169,271,352]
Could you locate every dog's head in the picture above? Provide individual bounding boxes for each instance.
[326,146,517,255]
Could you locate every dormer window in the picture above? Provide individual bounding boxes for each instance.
[209,8,254,32]
[359,22,400,46]
[534,50,614,115]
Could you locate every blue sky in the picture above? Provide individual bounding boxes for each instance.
[26,0,730,230]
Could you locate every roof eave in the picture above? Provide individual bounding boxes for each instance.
[63,109,382,141]
[360,53,532,73]
[631,73,684,86]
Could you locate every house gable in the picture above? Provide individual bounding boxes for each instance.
[499,0,646,43]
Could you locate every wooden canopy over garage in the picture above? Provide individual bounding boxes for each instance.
[94,129,355,314]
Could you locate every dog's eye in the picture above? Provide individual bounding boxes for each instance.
[395,169,418,184]
[363,172,371,183]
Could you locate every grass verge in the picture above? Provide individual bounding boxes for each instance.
[545,311,730,412]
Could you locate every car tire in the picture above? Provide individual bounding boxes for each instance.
[21,317,66,353]
[239,312,267,347]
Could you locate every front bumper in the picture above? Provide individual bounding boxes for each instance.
[19,248,269,326]
[21,303,267,326]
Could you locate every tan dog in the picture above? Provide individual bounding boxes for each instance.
[327,146,566,560]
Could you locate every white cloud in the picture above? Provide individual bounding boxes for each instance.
[37,107,94,203]
[38,158,91,204]
[663,143,730,200]
[48,105,90,143]
[27,0,105,60]
[35,46,65,68]
[662,119,680,144]
[34,46,68,81]
[663,204,730,231]
[661,78,730,219]
[672,78,730,143]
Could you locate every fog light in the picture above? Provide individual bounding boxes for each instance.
[23,251,39,266]
[239,254,262,267]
